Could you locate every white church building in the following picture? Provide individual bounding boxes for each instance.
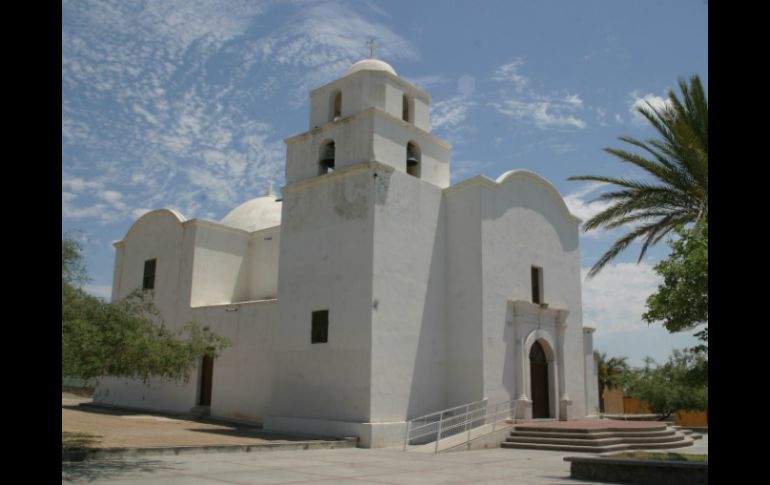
[94,55,600,448]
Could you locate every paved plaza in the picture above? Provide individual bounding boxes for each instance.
[62,393,707,484]
[62,434,707,485]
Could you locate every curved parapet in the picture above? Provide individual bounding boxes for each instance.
[115,208,187,247]
[495,169,581,224]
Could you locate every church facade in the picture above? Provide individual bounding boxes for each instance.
[94,57,600,448]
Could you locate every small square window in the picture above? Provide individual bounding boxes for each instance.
[531,266,543,304]
[311,310,329,344]
[143,258,156,290]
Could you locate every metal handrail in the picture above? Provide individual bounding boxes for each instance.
[403,398,518,453]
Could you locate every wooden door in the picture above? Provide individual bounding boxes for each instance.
[199,354,213,406]
[529,341,549,418]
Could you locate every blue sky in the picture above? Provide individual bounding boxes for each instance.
[62,0,708,367]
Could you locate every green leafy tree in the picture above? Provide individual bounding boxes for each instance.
[643,223,707,352]
[568,75,707,277]
[594,351,630,413]
[625,349,708,420]
[62,233,231,384]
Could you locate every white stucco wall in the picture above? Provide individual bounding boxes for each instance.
[98,61,596,446]
[110,210,190,321]
[370,168,447,423]
[268,166,376,424]
[444,184,485,407]
[476,171,586,416]
[96,209,197,412]
[371,111,450,188]
[189,221,251,307]
[287,109,449,189]
[247,226,280,301]
[191,300,276,423]
[285,111,375,185]
[309,70,430,132]
[583,327,599,417]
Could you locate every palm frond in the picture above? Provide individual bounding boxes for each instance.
[570,74,707,277]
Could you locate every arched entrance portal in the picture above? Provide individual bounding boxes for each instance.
[529,341,550,418]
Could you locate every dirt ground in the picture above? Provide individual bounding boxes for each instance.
[61,392,330,449]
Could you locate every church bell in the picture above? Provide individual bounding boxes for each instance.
[406,144,418,167]
[320,143,335,169]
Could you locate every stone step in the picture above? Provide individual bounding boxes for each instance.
[504,434,684,447]
[508,429,676,440]
[625,437,695,450]
[501,441,630,453]
[514,424,668,434]
[501,436,694,453]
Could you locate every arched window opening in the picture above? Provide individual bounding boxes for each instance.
[319,141,336,174]
[406,142,421,178]
[330,91,342,122]
[402,93,410,122]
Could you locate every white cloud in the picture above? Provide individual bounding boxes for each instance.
[62,0,287,223]
[564,93,583,108]
[248,1,418,106]
[491,94,587,130]
[614,113,623,124]
[628,90,672,126]
[98,190,125,206]
[581,262,661,336]
[490,59,587,130]
[564,182,610,222]
[131,208,154,220]
[62,176,104,194]
[594,107,609,127]
[431,95,476,132]
[491,58,529,92]
[404,74,449,90]
[563,183,614,237]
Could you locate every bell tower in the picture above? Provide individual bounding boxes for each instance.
[283,51,451,187]
[268,51,452,447]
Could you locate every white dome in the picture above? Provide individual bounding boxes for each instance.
[345,58,397,77]
[220,195,282,232]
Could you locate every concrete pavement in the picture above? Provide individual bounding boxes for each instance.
[62,434,707,485]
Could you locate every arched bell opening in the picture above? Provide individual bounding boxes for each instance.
[319,140,336,174]
[329,91,342,122]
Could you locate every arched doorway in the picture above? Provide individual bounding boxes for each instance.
[530,341,550,418]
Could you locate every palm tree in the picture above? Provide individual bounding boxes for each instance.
[595,351,630,414]
[569,75,707,277]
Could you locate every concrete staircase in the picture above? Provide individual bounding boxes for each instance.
[501,423,699,453]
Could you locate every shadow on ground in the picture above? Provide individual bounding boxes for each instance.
[185,427,329,441]
[62,458,177,483]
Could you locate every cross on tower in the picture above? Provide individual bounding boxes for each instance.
[367,39,377,59]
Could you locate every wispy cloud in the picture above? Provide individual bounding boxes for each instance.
[430,94,478,144]
[593,106,609,127]
[62,0,284,224]
[581,262,661,336]
[431,95,475,131]
[490,59,587,130]
[247,1,418,106]
[628,90,672,126]
[491,58,528,92]
[405,74,450,90]
[563,182,615,237]
[491,93,587,130]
